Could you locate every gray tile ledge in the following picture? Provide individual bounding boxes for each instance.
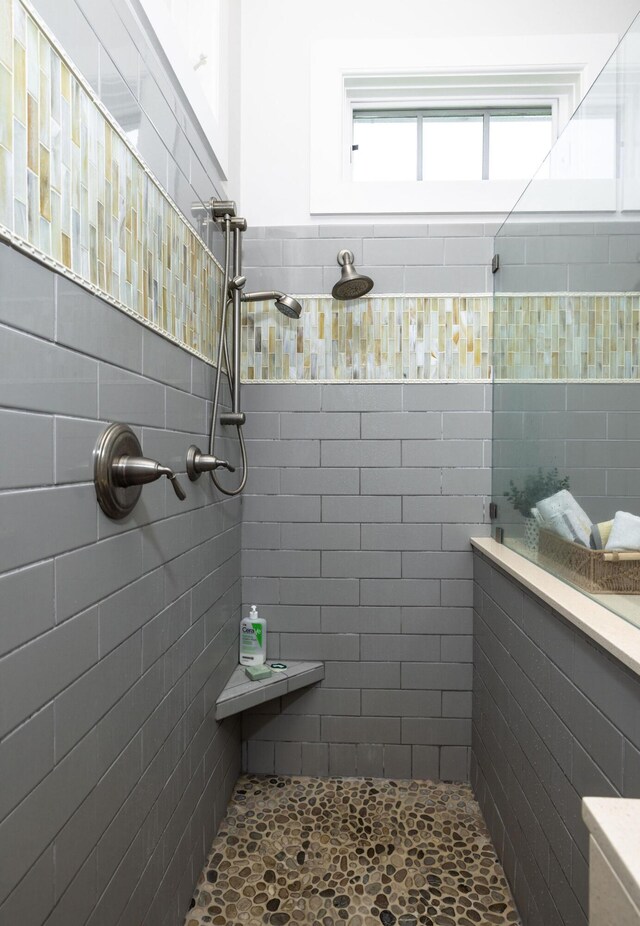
[215,660,324,720]
[471,537,640,679]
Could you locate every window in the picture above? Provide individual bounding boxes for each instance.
[308,36,611,214]
[352,108,553,182]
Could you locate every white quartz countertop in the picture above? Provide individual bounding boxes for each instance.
[583,798,640,912]
[471,537,640,679]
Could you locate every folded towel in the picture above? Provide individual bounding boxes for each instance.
[530,507,545,524]
[605,511,640,551]
[590,519,614,550]
[545,510,590,546]
[537,490,592,546]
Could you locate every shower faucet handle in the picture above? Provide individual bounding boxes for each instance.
[162,468,187,501]
[186,445,236,481]
[114,456,186,500]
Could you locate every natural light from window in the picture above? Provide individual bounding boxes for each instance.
[351,117,417,182]
[352,108,553,182]
[489,114,552,180]
[422,116,484,181]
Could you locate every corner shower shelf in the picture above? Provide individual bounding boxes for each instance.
[215,661,324,720]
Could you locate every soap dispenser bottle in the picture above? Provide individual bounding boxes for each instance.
[239,605,267,666]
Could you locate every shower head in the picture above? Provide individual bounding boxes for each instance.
[332,249,374,301]
[275,294,302,319]
[241,291,302,319]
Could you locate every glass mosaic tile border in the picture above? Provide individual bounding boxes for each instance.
[242,293,640,382]
[0,0,224,364]
[494,293,640,381]
[242,295,493,382]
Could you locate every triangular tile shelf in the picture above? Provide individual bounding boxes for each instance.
[215,661,324,720]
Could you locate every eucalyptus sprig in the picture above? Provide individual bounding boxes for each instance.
[504,468,570,518]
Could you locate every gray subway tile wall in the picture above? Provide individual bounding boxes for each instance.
[238,223,494,782]
[243,222,640,298]
[0,244,242,926]
[472,552,640,926]
[243,223,495,294]
[495,221,640,292]
[240,382,491,780]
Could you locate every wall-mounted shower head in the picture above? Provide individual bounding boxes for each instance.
[332,249,374,301]
[241,291,303,319]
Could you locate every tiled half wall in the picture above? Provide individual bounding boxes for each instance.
[473,551,640,926]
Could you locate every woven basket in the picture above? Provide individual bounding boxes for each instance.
[538,529,640,594]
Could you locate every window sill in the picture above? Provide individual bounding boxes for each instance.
[311,178,529,215]
[310,177,618,216]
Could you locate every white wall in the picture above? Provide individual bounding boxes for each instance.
[239,0,640,226]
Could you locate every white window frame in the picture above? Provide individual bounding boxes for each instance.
[309,34,619,216]
[351,105,555,182]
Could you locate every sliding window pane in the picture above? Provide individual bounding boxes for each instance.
[489,114,552,179]
[352,116,417,181]
[422,116,483,181]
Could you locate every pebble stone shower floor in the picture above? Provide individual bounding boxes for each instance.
[185,775,520,926]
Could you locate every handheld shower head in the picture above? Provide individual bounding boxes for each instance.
[241,291,302,319]
[332,249,373,301]
[275,294,302,319]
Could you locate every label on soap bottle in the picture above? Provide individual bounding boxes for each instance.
[240,614,267,665]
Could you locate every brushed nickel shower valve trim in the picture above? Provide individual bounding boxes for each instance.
[186,445,236,481]
[94,423,186,520]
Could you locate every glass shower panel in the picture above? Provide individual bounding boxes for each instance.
[492,16,640,628]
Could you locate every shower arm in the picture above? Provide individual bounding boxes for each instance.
[241,291,285,303]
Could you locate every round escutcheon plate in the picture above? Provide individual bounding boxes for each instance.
[94,423,143,520]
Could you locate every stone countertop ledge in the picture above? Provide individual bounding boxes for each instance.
[583,797,640,914]
[215,661,324,720]
[471,537,640,680]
